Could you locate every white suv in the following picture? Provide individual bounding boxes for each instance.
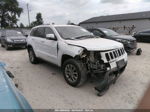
[27,25,127,95]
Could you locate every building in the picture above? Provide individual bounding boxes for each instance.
[79,11,150,34]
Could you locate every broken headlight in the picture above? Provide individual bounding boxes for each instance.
[79,49,89,58]
[88,52,106,70]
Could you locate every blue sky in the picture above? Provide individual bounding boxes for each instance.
[18,0,150,25]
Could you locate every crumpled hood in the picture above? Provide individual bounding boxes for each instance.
[110,35,136,40]
[8,36,26,40]
[65,38,123,51]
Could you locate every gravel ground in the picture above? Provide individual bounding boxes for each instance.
[0,43,150,109]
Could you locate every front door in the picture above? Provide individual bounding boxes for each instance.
[41,27,58,65]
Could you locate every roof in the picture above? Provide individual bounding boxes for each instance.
[32,25,77,29]
[54,25,78,27]
[79,11,150,24]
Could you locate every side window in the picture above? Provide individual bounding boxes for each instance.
[30,28,36,36]
[31,28,45,38]
[92,30,104,37]
[36,28,45,38]
[45,27,54,35]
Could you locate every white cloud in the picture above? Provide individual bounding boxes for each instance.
[18,0,150,26]
[100,0,125,4]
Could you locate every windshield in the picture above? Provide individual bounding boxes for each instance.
[101,28,119,36]
[55,26,93,40]
[5,30,24,37]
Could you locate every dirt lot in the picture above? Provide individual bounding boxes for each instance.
[0,43,150,109]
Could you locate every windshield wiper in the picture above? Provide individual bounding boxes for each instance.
[74,35,94,39]
[64,38,75,40]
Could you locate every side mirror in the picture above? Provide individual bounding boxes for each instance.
[46,34,56,40]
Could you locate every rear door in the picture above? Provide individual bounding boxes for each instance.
[30,27,45,57]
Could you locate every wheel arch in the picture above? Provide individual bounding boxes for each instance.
[61,54,73,67]
[27,45,33,52]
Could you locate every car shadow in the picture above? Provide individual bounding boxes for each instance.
[6,47,26,51]
[37,59,106,95]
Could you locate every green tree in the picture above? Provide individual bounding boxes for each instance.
[0,0,23,28]
[30,12,43,27]
[67,20,76,25]
[20,23,24,28]
[36,13,43,25]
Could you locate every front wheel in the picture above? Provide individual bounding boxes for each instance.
[63,59,87,87]
[28,48,39,64]
[1,43,4,47]
[5,44,9,50]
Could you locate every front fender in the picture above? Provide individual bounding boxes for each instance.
[57,42,84,66]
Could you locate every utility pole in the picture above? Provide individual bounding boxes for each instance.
[27,3,30,27]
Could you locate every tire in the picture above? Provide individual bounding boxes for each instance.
[62,59,87,87]
[28,48,39,64]
[4,44,9,50]
[1,44,4,47]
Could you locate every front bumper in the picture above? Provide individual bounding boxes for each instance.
[94,60,127,96]
[6,42,27,48]
[123,41,137,53]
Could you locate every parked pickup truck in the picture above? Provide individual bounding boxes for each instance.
[27,25,128,95]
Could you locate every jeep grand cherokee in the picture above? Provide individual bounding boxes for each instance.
[27,25,128,95]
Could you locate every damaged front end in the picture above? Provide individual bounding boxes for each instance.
[76,48,127,96]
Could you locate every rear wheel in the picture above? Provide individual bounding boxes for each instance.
[63,59,87,87]
[28,48,39,64]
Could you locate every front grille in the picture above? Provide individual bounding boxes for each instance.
[13,39,26,43]
[105,48,125,61]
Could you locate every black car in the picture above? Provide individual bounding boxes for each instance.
[133,29,150,43]
[88,28,137,53]
[0,30,27,50]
